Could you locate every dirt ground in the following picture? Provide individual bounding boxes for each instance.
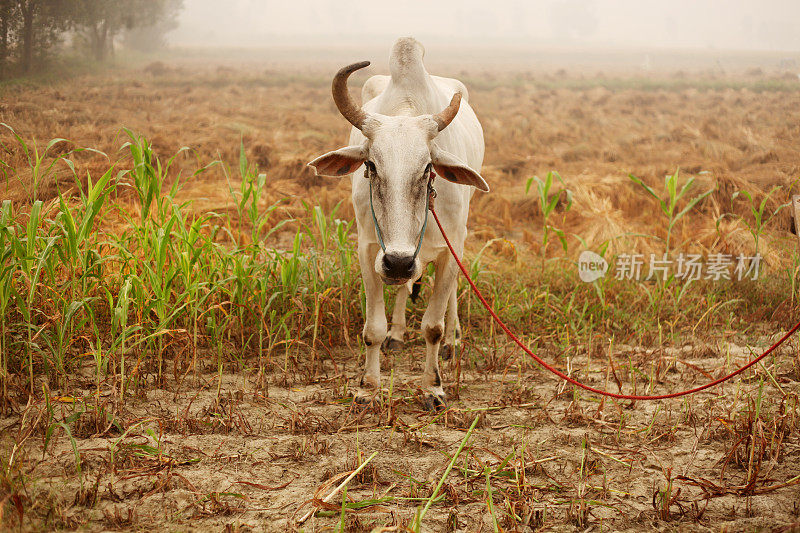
[2,46,800,531]
[4,334,799,531]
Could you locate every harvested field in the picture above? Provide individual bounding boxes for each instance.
[3,52,800,258]
[1,47,800,531]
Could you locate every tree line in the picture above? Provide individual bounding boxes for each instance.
[0,0,183,78]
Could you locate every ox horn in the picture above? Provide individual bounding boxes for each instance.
[332,61,370,129]
[432,92,462,131]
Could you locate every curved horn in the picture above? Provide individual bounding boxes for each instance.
[432,92,462,131]
[332,61,370,129]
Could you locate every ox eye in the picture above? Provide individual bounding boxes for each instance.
[365,161,376,175]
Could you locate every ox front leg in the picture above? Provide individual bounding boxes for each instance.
[383,283,409,351]
[440,286,461,361]
[420,256,457,411]
[357,244,386,404]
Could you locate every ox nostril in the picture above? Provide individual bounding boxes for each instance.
[382,253,415,278]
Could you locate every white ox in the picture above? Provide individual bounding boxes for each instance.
[308,38,488,410]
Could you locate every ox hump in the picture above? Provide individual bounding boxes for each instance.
[389,37,427,83]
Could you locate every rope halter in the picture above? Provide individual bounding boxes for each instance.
[368,168,437,260]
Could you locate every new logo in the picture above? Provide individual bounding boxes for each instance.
[578,250,608,283]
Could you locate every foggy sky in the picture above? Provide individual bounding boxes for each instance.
[171,0,800,52]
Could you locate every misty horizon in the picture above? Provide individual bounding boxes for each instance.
[170,0,800,52]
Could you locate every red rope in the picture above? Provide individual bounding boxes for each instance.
[430,206,800,400]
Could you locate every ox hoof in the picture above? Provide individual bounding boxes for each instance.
[440,343,459,361]
[355,375,380,407]
[354,388,379,408]
[382,337,405,352]
[422,392,448,412]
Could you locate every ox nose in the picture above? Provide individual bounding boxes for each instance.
[382,253,415,279]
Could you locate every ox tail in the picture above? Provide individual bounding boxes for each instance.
[410,278,422,303]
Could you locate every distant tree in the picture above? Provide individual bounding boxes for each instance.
[19,0,36,71]
[0,0,183,78]
[71,0,183,61]
[121,0,182,53]
[0,0,17,76]
[15,0,68,73]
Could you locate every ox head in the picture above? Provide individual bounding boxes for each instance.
[308,61,489,285]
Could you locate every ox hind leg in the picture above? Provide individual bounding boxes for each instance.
[383,284,409,351]
[356,243,386,403]
[420,255,458,411]
[440,287,461,361]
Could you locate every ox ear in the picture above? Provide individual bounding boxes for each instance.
[431,148,490,192]
[307,144,366,177]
